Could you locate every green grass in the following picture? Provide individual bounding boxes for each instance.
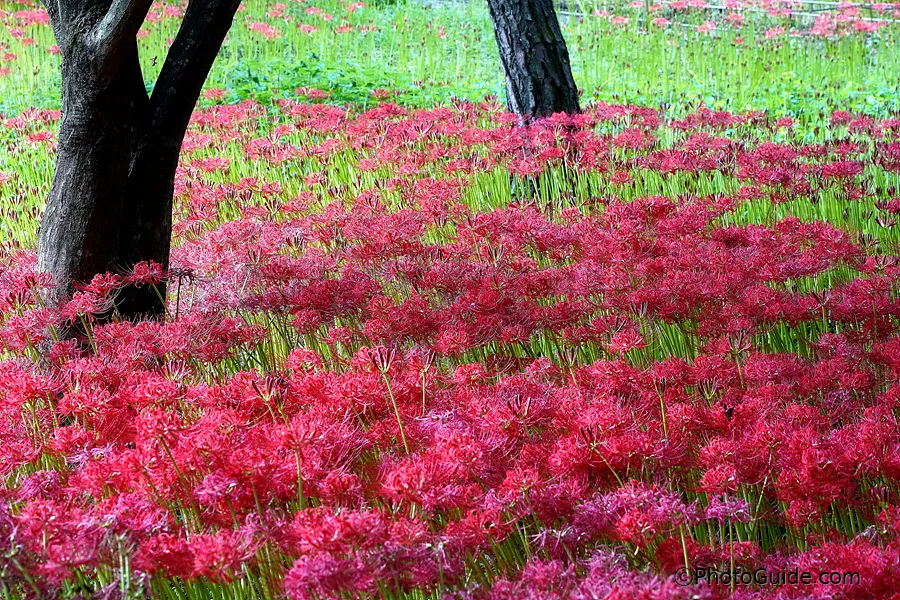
[0,0,899,122]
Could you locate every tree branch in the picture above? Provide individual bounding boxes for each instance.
[149,0,241,145]
[91,0,154,49]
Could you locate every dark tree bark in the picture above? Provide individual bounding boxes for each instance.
[37,0,242,320]
[485,0,580,120]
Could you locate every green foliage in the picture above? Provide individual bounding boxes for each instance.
[1,0,899,121]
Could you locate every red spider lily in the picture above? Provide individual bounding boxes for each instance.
[4,94,900,596]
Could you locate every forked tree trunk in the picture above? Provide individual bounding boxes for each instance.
[37,0,241,321]
[37,39,165,316]
[485,0,580,120]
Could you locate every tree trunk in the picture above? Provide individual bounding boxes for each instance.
[37,0,241,323]
[486,0,580,120]
[36,39,167,316]
[37,42,177,320]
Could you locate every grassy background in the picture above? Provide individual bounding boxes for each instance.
[0,0,898,123]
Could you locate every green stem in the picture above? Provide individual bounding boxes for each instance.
[381,372,410,454]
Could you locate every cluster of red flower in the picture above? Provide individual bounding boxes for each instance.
[2,97,900,597]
